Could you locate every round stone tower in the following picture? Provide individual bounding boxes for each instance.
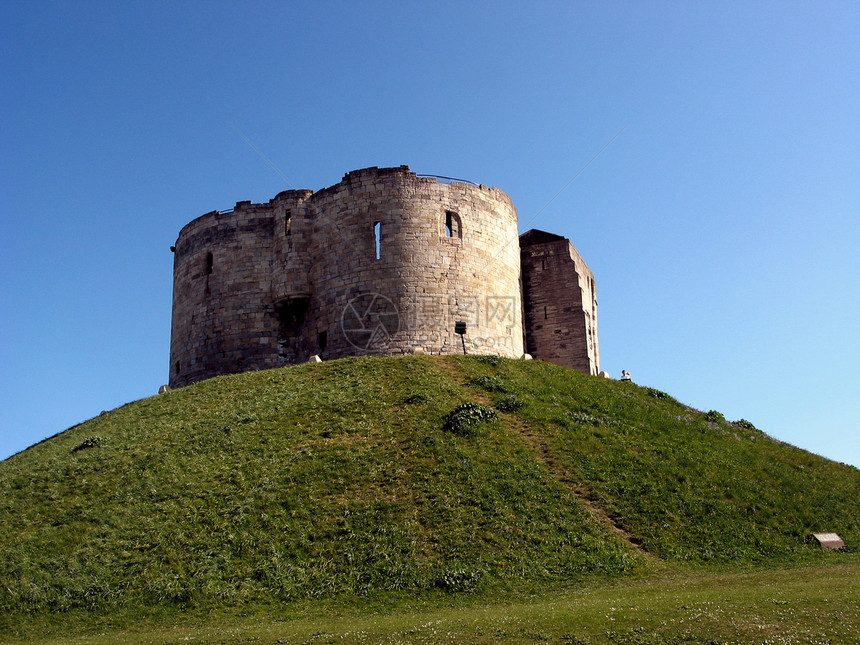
[169,166,524,388]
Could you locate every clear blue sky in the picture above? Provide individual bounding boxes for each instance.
[2,1,858,468]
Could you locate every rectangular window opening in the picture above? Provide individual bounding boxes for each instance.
[445,211,453,237]
[318,330,328,351]
[285,209,292,236]
[374,221,381,260]
[205,252,213,275]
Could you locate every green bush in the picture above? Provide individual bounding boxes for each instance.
[71,437,102,453]
[704,410,726,423]
[444,402,498,436]
[733,418,758,431]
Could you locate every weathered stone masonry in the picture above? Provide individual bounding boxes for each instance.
[169,166,599,387]
[520,229,600,375]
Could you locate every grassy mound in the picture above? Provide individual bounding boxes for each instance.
[1,356,857,622]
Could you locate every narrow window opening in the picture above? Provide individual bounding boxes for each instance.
[175,361,181,375]
[541,258,545,270]
[318,330,328,351]
[373,221,381,260]
[444,210,461,239]
[285,208,292,236]
[205,252,213,275]
[544,306,548,320]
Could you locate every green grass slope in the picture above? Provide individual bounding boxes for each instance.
[1,356,857,623]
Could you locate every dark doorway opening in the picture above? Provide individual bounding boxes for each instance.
[275,297,310,363]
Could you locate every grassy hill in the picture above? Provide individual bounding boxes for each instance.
[1,355,857,630]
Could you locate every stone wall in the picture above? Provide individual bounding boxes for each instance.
[169,205,280,388]
[169,166,524,388]
[520,229,600,374]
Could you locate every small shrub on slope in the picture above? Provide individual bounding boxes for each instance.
[71,437,102,453]
[444,402,497,436]
[704,409,726,423]
[733,418,758,432]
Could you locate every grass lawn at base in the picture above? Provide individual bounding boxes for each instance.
[3,357,858,643]
[6,556,859,644]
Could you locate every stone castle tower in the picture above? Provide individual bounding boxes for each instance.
[169,166,599,388]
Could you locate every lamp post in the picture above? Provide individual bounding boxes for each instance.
[454,321,467,355]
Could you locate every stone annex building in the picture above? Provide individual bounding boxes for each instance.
[169,166,599,388]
